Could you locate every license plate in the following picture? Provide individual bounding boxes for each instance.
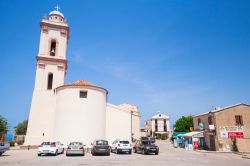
[122,149,129,151]
[43,150,49,153]
[151,149,156,151]
[99,149,105,151]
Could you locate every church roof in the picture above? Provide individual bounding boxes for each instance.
[49,10,64,18]
[56,80,108,93]
[151,112,169,119]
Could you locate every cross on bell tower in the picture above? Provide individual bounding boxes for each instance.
[55,4,60,11]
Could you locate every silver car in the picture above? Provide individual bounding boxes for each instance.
[66,142,85,156]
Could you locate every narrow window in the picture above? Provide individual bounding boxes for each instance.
[79,91,87,98]
[50,41,56,56]
[235,115,243,125]
[155,119,158,132]
[47,73,53,90]
[198,118,201,125]
[208,116,212,125]
[164,119,167,131]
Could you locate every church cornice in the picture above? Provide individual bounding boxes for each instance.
[40,21,70,40]
[36,56,68,70]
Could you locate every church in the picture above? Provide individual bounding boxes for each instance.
[24,8,141,147]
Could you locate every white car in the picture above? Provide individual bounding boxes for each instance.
[38,141,64,156]
[0,143,10,156]
[111,139,132,154]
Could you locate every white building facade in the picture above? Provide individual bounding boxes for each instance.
[25,9,140,147]
[144,112,170,137]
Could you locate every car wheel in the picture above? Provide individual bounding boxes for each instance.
[133,148,137,153]
[61,148,64,154]
[115,148,119,154]
[107,153,110,156]
[37,153,41,156]
[129,150,132,155]
[54,150,58,156]
[155,152,159,155]
[142,149,147,155]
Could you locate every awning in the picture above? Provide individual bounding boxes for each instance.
[172,132,189,137]
[182,131,204,138]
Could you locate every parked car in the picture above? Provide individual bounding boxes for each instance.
[66,142,85,156]
[37,141,64,156]
[91,140,110,156]
[133,139,159,155]
[111,139,132,154]
[0,143,10,156]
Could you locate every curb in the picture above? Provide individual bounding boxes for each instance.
[194,150,232,154]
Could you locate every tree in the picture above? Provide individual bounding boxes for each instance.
[173,116,193,132]
[0,115,8,137]
[15,120,28,135]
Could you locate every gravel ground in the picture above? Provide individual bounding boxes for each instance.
[0,141,249,166]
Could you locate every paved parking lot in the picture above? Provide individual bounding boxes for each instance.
[0,141,249,166]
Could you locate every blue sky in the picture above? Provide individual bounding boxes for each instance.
[0,0,250,130]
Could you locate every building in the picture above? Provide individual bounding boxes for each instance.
[117,103,141,140]
[25,8,140,147]
[193,103,250,152]
[144,112,170,137]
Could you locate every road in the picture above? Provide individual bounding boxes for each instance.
[0,141,249,166]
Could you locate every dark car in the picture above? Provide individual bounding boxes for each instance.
[91,140,110,156]
[133,139,159,155]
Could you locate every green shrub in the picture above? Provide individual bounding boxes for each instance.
[9,141,15,147]
[232,138,238,152]
[161,134,168,140]
[17,140,24,145]
[156,134,161,140]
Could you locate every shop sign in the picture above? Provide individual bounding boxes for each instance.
[219,126,244,139]
[228,132,244,138]
[199,123,204,130]
[209,125,215,130]
[220,130,228,138]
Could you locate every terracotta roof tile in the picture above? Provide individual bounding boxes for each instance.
[56,80,108,93]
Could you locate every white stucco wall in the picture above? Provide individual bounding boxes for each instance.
[25,90,55,145]
[132,113,141,140]
[54,86,107,147]
[25,63,65,145]
[106,103,132,143]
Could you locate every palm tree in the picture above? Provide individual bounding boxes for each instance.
[0,115,8,142]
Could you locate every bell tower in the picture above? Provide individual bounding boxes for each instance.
[25,6,70,145]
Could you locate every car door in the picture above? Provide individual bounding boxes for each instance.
[139,141,144,152]
[111,140,117,151]
[57,142,63,153]
[135,141,140,152]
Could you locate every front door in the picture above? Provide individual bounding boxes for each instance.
[209,135,216,151]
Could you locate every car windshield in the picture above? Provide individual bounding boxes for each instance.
[96,140,108,145]
[119,141,129,144]
[69,142,82,146]
[42,142,55,145]
[142,141,153,145]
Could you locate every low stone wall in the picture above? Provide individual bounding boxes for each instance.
[20,145,38,149]
[237,139,250,152]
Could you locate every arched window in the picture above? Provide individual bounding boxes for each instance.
[208,116,212,125]
[198,118,201,125]
[47,73,53,90]
[50,40,56,56]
